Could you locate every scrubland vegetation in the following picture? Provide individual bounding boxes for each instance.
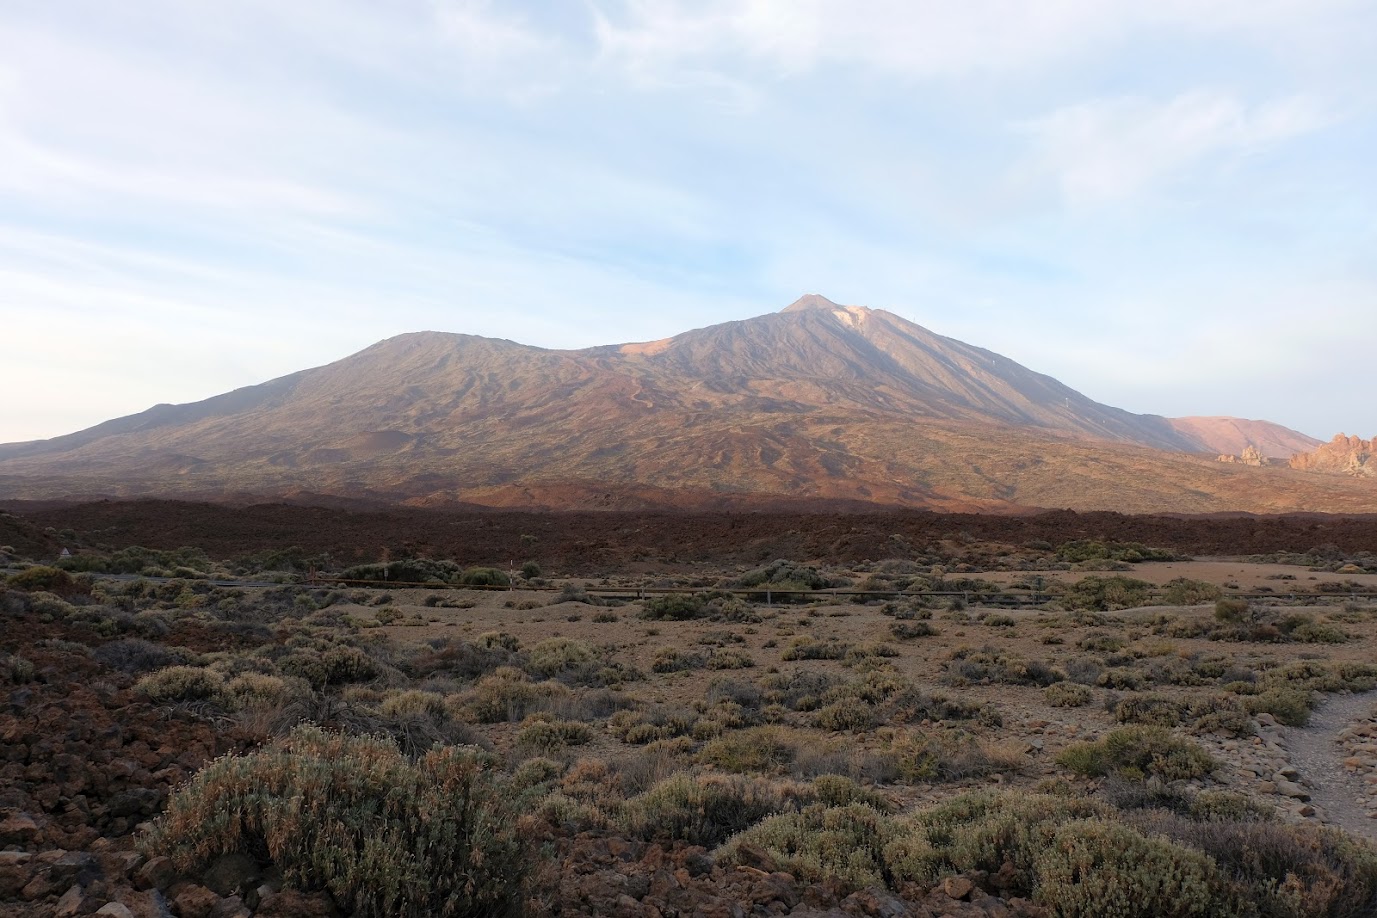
[5,524,1377,916]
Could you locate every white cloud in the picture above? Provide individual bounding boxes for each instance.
[587,0,1366,90]
[431,0,551,61]
[1017,90,1332,205]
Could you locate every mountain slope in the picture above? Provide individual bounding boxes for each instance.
[0,296,1364,514]
[1167,416,1320,460]
[601,296,1202,451]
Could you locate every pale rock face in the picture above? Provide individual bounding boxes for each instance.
[1290,434,1376,477]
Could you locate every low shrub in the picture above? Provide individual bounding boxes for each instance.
[1130,811,1377,917]
[609,706,698,744]
[1243,687,1314,727]
[884,728,1024,783]
[1056,540,1176,564]
[94,638,196,674]
[1056,726,1216,782]
[1162,578,1223,606]
[135,665,225,703]
[651,647,705,673]
[781,636,852,661]
[516,719,593,752]
[141,726,529,917]
[463,669,566,724]
[707,649,755,670]
[811,775,891,811]
[736,560,835,591]
[222,673,304,711]
[1035,818,1234,918]
[1215,598,1253,623]
[526,638,598,677]
[719,804,902,891]
[477,631,521,652]
[944,646,1063,687]
[340,559,463,585]
[2,652,35,684]
[279,644,379,688]
[641,591,758,622]
[1096,667,1145,691]
[6,565,80,595]
[1062,576,1153,612]
[921,791,1109,893]
[1282,615,1350,645]
[762,669,840,712]
[1064,657,1104,685]
[1077,631,1126,653]
[1045,682,1093,707]
[890,621,938,640]
[1114,694,1186,727]
[459,567,510,587]
[699,726,798,773]
[621,772,796,847]
[813,701,878,732]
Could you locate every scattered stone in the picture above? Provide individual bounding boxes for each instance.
[730,843,779,873]
[0,809,41,845]
[208,895,252,918]
[942,876,975,900]
[54,883,98,917]
[51,850,100,886]
[841,888,910,916]
[119,889,174,918]
[254,889,340,918]
[135,856,176,891]
[1277,780,1311,801]
[202,853,260,898]
[171,883,220,918]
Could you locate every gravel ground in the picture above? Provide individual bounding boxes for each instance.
[1285,692,1377,841]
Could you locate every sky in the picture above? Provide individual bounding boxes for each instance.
[1,0,1374,443]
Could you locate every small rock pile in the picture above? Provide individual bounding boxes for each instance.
[0,845,336,918]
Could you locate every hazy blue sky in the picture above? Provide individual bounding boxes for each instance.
[2,1,1374,443]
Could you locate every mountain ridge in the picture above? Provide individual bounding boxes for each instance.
[0,295,1362,514]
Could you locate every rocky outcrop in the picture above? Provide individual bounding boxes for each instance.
[1290,434,1376,477]
[1217,445,1267,467]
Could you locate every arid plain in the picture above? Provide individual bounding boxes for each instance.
[5,504,1377,917]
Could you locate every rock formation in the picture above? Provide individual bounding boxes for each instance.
[1290,434,1376,477]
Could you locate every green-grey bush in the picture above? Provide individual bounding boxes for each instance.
[1057,726,1216,782]
[141,726,529,917]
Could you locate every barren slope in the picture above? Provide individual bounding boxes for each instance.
[1168,416,1321,459]
[0,296,1364,513]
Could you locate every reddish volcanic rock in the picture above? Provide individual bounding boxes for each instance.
[1291,433,1376,477]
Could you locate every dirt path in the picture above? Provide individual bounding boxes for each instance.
[1285,692,1377,841]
